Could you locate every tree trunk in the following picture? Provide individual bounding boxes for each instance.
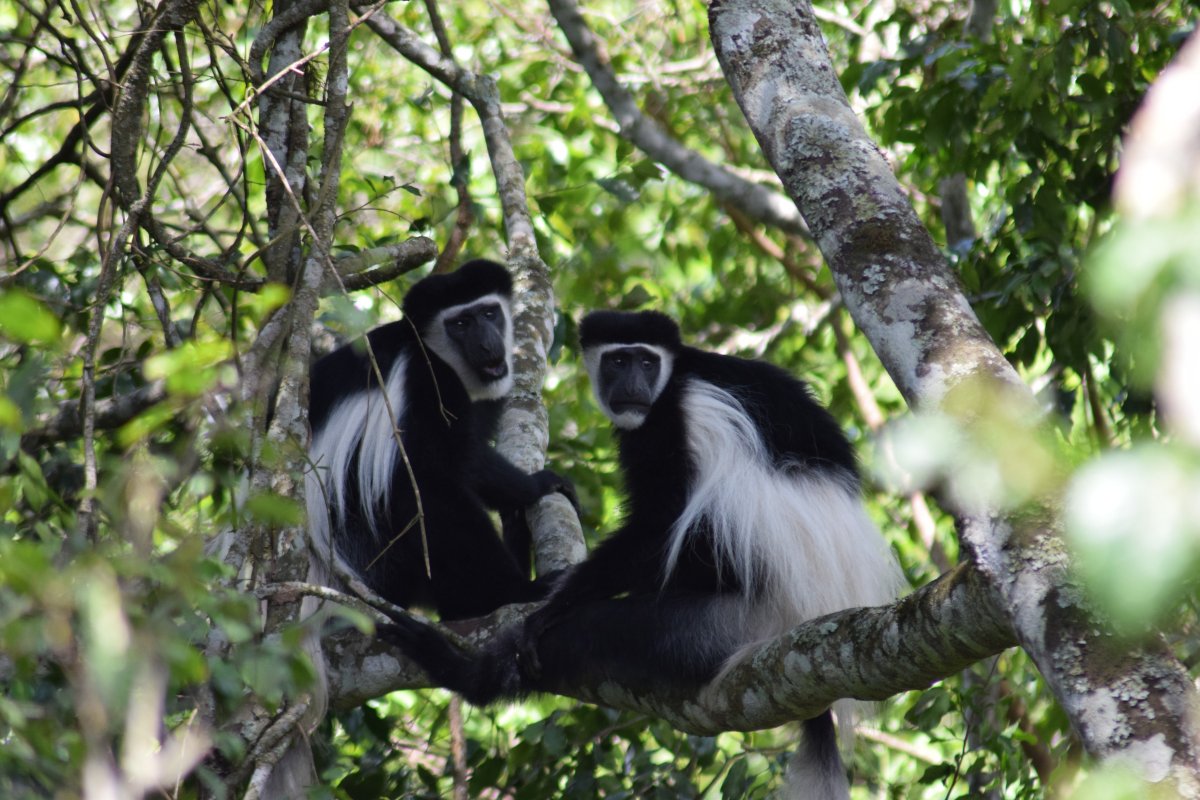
[709,0,1200,792]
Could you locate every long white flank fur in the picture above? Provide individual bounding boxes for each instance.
[296,357,412,796]
[306,352,409,567]
[666,378,906,650]
[298,358,414,791]
[668,377,904,781]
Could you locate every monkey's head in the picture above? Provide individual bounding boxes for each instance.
[404,259,515,401]
[579,310,680,430]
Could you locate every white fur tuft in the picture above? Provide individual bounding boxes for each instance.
[420,294,514,401]
[582,342,675,430]
[356,360,410,529]
[667,378,906,647]
[306,353,409,567]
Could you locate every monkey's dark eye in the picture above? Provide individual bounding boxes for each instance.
[641,358,654,368]
[483,309,497,320]
[611,355,626,366]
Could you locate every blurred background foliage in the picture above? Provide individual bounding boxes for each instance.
[1,0,1197,796]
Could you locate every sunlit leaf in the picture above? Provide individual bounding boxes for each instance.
[1066,446,1200,629]
[0,291,61,344]
[143,338,234,396]
[0,395,23,431]
[243,492,304,527]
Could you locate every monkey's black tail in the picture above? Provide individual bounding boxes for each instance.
[781,710,850,800]
[377,615,523,707]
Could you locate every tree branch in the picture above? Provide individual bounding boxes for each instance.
[21,382,169,450]
[327,236,439,293]
[328,562,1014,729]
[709,0,1200,790]
[361,2,585,570]
[422,0,475,274]
[545,0,808,236]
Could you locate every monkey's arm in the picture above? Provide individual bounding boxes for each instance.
[527,514,670,625]
[513,519,667,677]
[473,447,579,512]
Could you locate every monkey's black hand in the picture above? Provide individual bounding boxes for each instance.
[516,604,559,679]
[375,618,424,653]
[531,568,567,594]
[532,469,581,516]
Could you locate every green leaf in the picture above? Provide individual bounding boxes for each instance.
[0,395,23,431]
[16,451,53,511]
[143,338,233,396]
[117,402,179,448]
[243,492,304,527]
[0,291,62,344]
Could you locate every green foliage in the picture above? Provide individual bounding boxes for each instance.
[851,0,1187,383]
[0,290,62,345]
[1,0,1197,796]
[322,695,791,799]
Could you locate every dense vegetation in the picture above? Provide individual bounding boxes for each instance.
[1,0,1196,797]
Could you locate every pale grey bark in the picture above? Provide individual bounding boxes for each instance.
[226,2,358,796]
[710,0,1200,793]
[328,563,1015,730]
[252,0,313,284]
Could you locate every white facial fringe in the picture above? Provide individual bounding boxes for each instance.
[421,294,514,402]
[582,342,675,430]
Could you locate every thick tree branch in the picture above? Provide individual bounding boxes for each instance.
[709,0,1200,790]
[326,236,438,293]
[329,562,1014,729]
[711,2,1018,411]
[213,2,357,795]
[21,382,168,450]
[252,0,316,284]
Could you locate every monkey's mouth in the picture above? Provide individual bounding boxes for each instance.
[481,362,509,380]
[610,402,649,416]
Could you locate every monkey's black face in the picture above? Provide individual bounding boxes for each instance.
[445,302,509,381]
[601,347,661,413]
[424,294,515,401]
[588,344,673,429]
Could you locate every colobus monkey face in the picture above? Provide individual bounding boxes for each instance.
[584,343,674,430]
[444,300,509,379]
[423,294,515,402]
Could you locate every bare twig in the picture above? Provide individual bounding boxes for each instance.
[423,0,475,273]
[546,0,809,236]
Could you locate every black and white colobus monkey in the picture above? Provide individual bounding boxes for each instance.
[305,259,574,620]
[380,310,904,798]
